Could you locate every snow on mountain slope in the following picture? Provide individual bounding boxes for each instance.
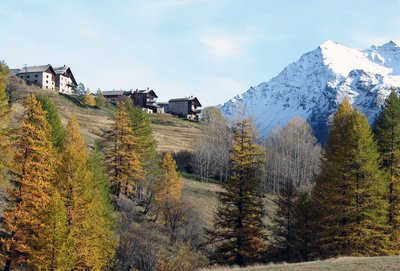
[220,40,400,142]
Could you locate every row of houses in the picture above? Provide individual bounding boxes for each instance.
[11,64,77,94]
[10,64,202,119]
[102,89,202,119]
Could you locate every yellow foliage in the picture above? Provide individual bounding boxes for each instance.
[1,94,57,269]
[156,152,183,205]
[107,106,144,198]
[84,91,96,107]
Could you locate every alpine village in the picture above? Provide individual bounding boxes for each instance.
[3,2,400,271]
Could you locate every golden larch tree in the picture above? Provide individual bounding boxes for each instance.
[107,106,143,198]
[1,94,57,270]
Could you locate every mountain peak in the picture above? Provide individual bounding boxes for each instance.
[220,40,400,142]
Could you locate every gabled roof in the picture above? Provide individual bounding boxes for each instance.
[103,90,129,96]
[133,89,158,98]
[16,64,56,76]
[53,65,78,86]
[169,97,202,107]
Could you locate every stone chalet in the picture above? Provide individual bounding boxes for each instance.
[11,64,77,94]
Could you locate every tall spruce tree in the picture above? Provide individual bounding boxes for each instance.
[1,95,57,270]
[269,180,299,263]
[36,94,65,149]
[207,119,266,267]
[0,61,10,186]
[374,90,400,249]
[312,99,390,257]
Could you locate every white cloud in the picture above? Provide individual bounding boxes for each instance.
[200,35,248,58]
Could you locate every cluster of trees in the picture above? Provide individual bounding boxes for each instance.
[103,100,207,271]
[263,117,322,193]
[0,62,115,269]
[207,93,400,267]
[192,107,232,182]
[0,61,207,270]
[266,95,400,263]
[74,82,106,108]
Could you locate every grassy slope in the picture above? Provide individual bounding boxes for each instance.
[203,256,400,271]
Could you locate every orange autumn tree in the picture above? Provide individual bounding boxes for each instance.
[107,105,143,198]
[156,152,183,205]
[1,94,58,270]
[0,61,11,186]
[58,117,115,270]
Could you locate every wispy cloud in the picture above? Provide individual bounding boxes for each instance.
[200,34,249,58]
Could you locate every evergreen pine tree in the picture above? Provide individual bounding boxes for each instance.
[1,94,57,270]
[207,119,266,267]
[36,94,65,149]
[107,105,143,198]
[269,180,298,262]
[312,99,390,257]
[292,192,315,262]
[374,90,400,248]
[0,61,11,186]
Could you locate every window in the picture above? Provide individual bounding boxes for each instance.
[46,75,49,78]
[35,74,38,78]
[27,75,30,78]
[20,76,23,79]
[46,80,48,83]
[34,80,37,83]
[46,86,48,89]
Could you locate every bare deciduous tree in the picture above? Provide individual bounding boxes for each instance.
[192,107,232,182]
[263,117,321,193]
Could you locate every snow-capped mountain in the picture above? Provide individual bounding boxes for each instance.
[219,40,400,142]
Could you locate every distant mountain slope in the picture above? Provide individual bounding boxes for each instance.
[220,40,400,142]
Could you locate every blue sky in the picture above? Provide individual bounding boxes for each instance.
[1,0,400,106]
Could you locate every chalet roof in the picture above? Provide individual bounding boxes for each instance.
[103,90,129,96]
[133,89,158,98]
[53,65,78,86]
[16,64,56,76]
[169,96,202,107]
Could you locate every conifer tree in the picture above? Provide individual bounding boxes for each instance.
[269,180,298,262]
[374,90,400,248]
[156,152,183,205]
[95,88,106,108]
[36,94,65,149]
[87,148,117,268]
[207,119,266,267]
[1,94,57,270]
[0,61,10,186]
[123,100,158,171]
[312,99,390,257]
[107,105,143,198]
[292,192,315,262]
[42,190,75,270]
[58,117,115,270]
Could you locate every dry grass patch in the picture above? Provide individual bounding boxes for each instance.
[202,256,400,271]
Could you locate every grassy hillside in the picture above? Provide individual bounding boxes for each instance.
[203,256,400,271]
[8,85,201,152]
